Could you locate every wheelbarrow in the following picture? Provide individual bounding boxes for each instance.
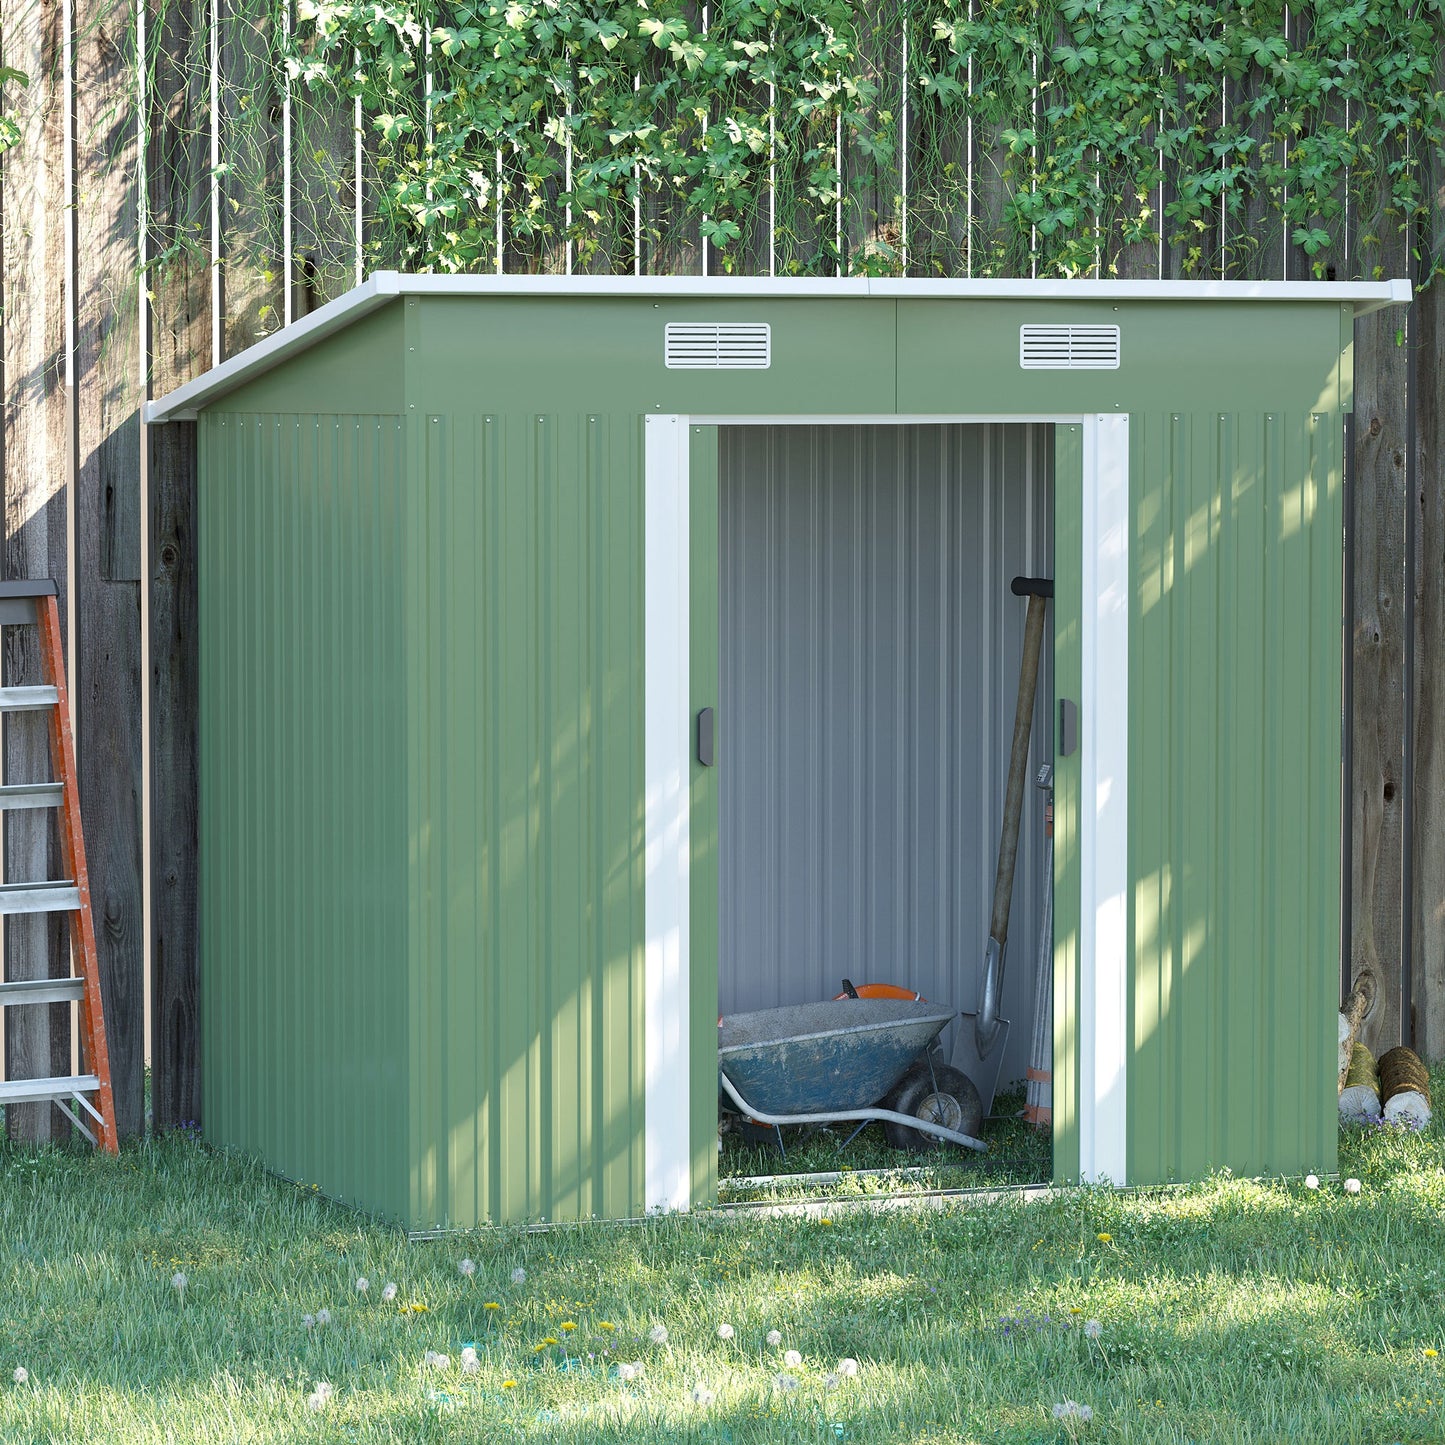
[717,998,987,1153]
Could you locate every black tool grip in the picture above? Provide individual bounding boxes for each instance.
[1010,576,1054,598]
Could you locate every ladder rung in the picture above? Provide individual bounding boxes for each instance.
[0,1074,100,1106]
[0,882,80,915]
[0,783,64,811]
[0,685,59,711]
[0,977,85,1006]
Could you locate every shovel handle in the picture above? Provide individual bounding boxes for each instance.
[990,588,1050,945]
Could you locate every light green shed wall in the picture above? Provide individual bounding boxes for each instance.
[198,412,411,1220]
[1124,410,1341,1183]
[193,290,1353,1227]
[404,409,647,1229]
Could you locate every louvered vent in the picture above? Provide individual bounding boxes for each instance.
[1019,324,1121,370]
[665,322,771,369]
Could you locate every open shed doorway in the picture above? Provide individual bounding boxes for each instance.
[713,421,1056,1188]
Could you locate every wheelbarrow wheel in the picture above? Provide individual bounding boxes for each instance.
[882,1064,982,1150]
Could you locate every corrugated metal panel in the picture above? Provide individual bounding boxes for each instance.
[1128,410,1341,1182]
[410,412,645,1228]
[716,424,1053,1089]
[199,412,410,1220]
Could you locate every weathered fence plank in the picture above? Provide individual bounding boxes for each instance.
[1350,199,1410,1057]
[2,0,72,1141]
[75,0,146,1139]
[149,419,196,1131]
[146,0,210,1129]
[1412,272,1445,1059]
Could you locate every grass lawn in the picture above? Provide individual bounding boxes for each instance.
[3,1077,1445,1444]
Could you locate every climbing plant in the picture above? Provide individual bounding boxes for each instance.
[113,0,1445,303]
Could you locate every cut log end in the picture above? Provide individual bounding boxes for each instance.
[1383,1090,1432,1131]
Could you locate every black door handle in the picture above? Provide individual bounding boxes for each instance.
[696,707,715,767]
[1059,698,1078,757]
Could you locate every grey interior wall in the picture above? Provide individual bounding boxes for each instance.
[718,423,1053,1091]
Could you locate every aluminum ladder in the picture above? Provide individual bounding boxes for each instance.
[0,580,117,1152]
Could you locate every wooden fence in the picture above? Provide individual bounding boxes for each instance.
[1,0,1442,1137]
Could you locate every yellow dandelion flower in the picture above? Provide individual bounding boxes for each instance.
[819,1218,833,1226]
[502,1380,517,1389]
[1069,1308,1082,1315]
[560,1322,576,1332]
[1427,1349,1440,1359]
[1097,1232,1112,1243]
[543,1336,559,1346]
[598,1321,616,1331]
[484,1302,501,1311]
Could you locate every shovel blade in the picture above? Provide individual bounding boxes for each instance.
[952,1013,1012,1119]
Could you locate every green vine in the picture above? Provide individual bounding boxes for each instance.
[0,66,28,155]
[192,0,1445,284]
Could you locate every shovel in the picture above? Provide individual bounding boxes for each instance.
[954,575,1052,1117]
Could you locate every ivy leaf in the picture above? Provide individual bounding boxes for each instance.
[374,112,414,142]
[700,215,742,247]
[639,15,688,49]
[431,26,480,57]
[918,70,965,105]
[1292,225,1332,255]
[1050,44,1098,75]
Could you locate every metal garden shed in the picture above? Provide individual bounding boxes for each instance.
[147,273,1410,1231]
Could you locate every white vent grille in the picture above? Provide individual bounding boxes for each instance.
[1019,323,1121,370]
[665,322,771,369]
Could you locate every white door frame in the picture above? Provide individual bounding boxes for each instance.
[642,412,1129,1212]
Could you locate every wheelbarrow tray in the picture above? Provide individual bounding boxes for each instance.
[718,999,956,1115]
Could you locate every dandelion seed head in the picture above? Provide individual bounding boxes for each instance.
[510,1267,527,1285]
[459,1258,476,1278]
[1084,1319,1103,1340]
[766,1329,783,1347]
[315,1308,331,1327]
[460,1346,479,1366]
[171,1271,187,1293]
[1053,1400,1093,1421]
[823,1373,840,1389]
[381,1281,398,1303]
[690,1383,716,1405]
[12,1368,28,1386]
[783,1349,802,1367]
[716,1323,734,1340]
[617,1363,637,1382]
[424,1350,450,1370]
[355,1276,370,1294]
[1304,1174,1320,1190]
[836,1357,859,1377]
[774,1372,799,1393]
[649,1324,668,1345]
[302,1314,316,1329]
[1345,1177,1362,1194]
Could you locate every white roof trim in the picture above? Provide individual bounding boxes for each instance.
[145,271,1411,422]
